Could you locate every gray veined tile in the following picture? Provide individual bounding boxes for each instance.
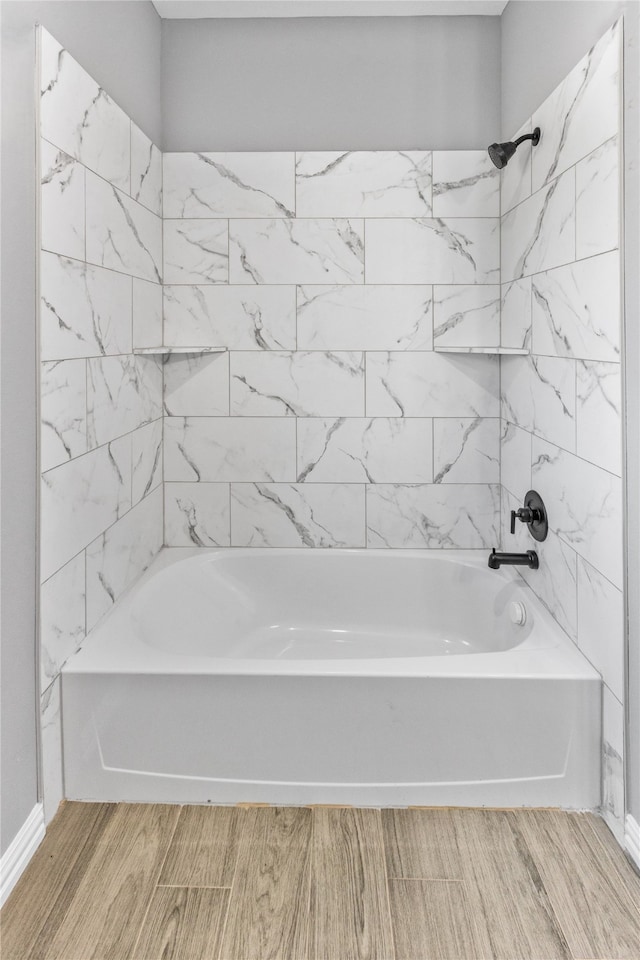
[164,482,231,547]
[40,553,85,694]
[531,251,620,361]
[40,678,63,825]
[41,359,87,472]
[40,139,85,260]
[366,483,500,548]
[133,279,163,349]
[164,351,229,417]
[500,421,532,500]
[500,278,532,351]
[85,170,162,283]
[576,360,621,475]
[501,354,576,453]
[87,355,162,449]
[365,352,499,418]
[40,27,131,192]
[132,420,163,505]
[531,19,621,192]
[297,284,433,351]
[366,217,499,284]
[500,119,533,216]
[163,219,229,284]
[433,418,500,484]
[40,252,132,361]
[501,168,575,282]
[230,482,366,547]
[164,417,296,483]
[296,418,433,483]
[131,123,162,216]
[230,351,365,417]
[230,218,365,285]
[163,285,296,350]
[521,529,578,641]
[295,151,432,217]
[576,135,620,259]
[577,557,624,703]
[163,151,295,218]
[432,150,499,217]
[433,285,500,348]
[603,686,625,839]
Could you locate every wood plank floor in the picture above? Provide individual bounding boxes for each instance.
[2,804,640,960]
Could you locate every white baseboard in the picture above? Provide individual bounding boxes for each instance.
[625,813,640,871]
[0,803,46,908]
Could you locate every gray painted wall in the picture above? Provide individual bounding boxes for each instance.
[161,15,501,151]
[0,0,161,857]
[501,0,640,824]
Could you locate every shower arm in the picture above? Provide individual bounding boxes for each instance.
[513,128,541,148]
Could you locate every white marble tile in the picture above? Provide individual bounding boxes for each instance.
[40,140,85,260]
[163,152,295,218]
[132,419,163,505]
[501,278,532,351]
[231,482,365,548]
[501,355,576,452]
[500,119,533,216]
[296,151,432,217]
[432,151,499,217]
[163,219,229,284]
[86,487,163,631]
[531,251,620,361]
[296,418,432,483]
[602,685,625,841]
[133,279,163,349]
[230,219,364,285]
[521,529,578,641]
[576,360,622,475]
[230,351,364,417]
[131,123,162,216]
[40,252,132,360]
[366,352,499,418]
[164,285,296,350]
[41,359,86,472]
[164,351,229,416]
[164,482,231,547]
[164,417,295,482]
[532,436,622,588]
[531,20,621,192]
[577,557,624,703]
[366,218,499,284]
[576,136,620,259]
[366,483,500,548]
[40,553,85,693]
[41,678,63,825]
[433,285,500,348]
[500,421,532,499]
[501,169,575,282]
[41,436,131,581]
[87,355,162,448]
[500,485,531,552]
[40,28,130,192]
[85,171,162,283]
[297,285,432,351]
[433,418,499,484]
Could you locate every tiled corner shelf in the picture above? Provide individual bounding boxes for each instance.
[434,346,529,355]
[133,346,228,356]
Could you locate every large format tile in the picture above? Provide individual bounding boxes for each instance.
[432,150,499,217]
[366,483,499,548]
[163,151,295,218]
[130,124,162,217]
[500,421,532,499]
[40,27,130,192]
[132,420,163,505]
[520,528,578,641]
[163,219,229,284]
[366,352,499,418]
[501,354,576,452]
[433,285,500,348]
[296,151,432,217]
[230,218,364,284]
[500,119,533,216]
[501,277,532,351]
[163,351,229,417]
[40,140,85,260]
[576,135,620,259]
[230,351,365,417]
[366,217,499,284]
[296,418,433,483]
[40,553,85,693]
[297,284,432,351]
[577,556,624,702]
[41,359,86,472]
[502,169,576,282]
[164,482,231,547]
[87,355,162,448]
[133,279,163,349]
[433,418,500,484]
[164,417,296,482]
[40,252,132,360]
[576,359,622,475]
[164,285,296,350]
[40,679,63,826]
[231,482,366,547]
[603,686,625,839]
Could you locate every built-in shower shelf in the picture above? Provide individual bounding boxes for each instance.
[133,346,228,356]
[434,346,529,355]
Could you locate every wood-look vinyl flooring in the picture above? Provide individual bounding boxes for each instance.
[2,803,640,960]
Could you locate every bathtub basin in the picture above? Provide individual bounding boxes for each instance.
[62,547,601,807]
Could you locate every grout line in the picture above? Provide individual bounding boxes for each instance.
[129,806,182,958]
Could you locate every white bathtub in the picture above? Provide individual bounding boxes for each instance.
[62,548,601,808]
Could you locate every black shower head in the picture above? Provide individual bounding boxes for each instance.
[488,127,541,169]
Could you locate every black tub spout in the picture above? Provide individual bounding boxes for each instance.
[488,549,539,570]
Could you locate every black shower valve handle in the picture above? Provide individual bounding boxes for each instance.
[510,506,539,534]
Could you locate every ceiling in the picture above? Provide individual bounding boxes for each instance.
[152,1,508,18]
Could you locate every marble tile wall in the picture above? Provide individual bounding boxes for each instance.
[499,21,624,838]
[38,28,164,821]
[161,148,501,550]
